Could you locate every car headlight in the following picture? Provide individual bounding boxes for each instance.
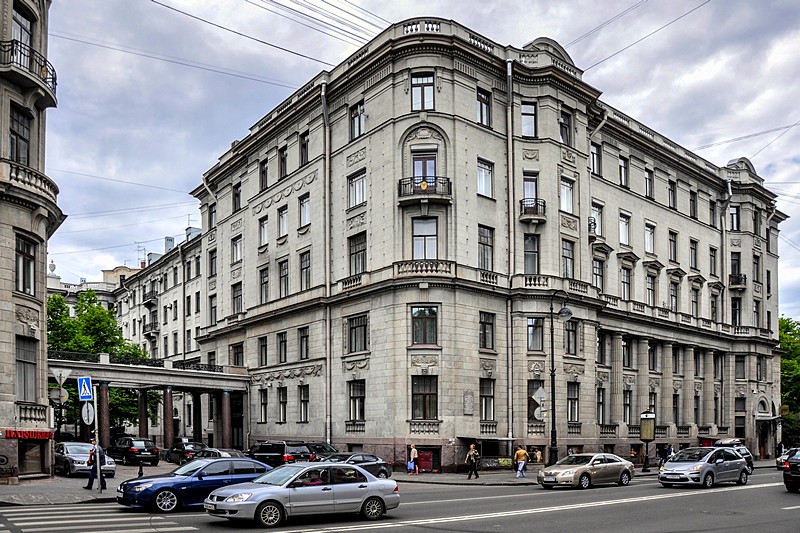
[691,465,702,473]
[225,493,252,502]
[106,458,116,464]
[73,460,86,466]
[560,469,576,476]
[132,483,154,492]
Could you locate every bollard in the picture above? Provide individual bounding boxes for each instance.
[138,462,144,478]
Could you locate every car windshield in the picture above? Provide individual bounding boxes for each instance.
[321,454,350,462]
[131,440,152,448]
[310,443,338,453]
[65,444,92,454]
[253,464,306,486]
[556,455,593,466]
[184,443,205,450]
[670,448,713,462]
[172,459,212,476]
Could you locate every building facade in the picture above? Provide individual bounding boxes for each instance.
[120,18,785,470]
[0,0,61,482]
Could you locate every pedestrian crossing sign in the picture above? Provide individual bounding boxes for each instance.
[78,376,93,401]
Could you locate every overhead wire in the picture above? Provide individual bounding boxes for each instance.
[565,0,649,48]
[314,0,384,32]
[751,118,800,160]
[286,0,375,39]
[245,0,367,45]
[340,0,391,25]
[49,168,194,194]
[694,124,799,151]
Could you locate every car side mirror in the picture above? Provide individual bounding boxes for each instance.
[289,481,304,488]
[715,459,724,464]
[197,471,206,479]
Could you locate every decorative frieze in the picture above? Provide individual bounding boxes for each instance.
[522,149,539,160]
[563,363,585,381]
[347,147,367,167]
[250,364,323,385]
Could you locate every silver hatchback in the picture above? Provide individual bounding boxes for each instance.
[659,447,748,488]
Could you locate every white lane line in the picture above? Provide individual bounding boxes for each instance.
[22,527,195,533]
[0,504,112,514]
[781,505,800,510]
[10,516,172,526]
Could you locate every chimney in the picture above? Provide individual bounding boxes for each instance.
[140,261,146,269]
[165,236,175,252]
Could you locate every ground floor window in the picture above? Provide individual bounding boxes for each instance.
[18,440,45,474]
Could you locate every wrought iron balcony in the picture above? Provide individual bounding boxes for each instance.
[519,198,546,223]
[729,273,747,289]
[143,322,160,335]
[398,176,452,206]
[0,40,57,107]
[143,290,159,307]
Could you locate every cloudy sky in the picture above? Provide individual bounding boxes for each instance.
[45,0,800,316]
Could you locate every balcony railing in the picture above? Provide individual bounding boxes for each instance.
[527,422,545,435]
[567,422,582,436]
[395,259,454,276]
[0,40,57,99]
[173,361,223,372]
[480,421,498,435]
[409,420,440,434]
[398,176,452,205]
[143,290,158,307]
[143,322,159,335]
[628,425,641,438]
[729,273,747,288]
[17,402,48,423]
[677,425,691,438]
[655,425,668,438]
[519,198,546,223]
[599,424,617,437]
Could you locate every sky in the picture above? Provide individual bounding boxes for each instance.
[45,0,800,317]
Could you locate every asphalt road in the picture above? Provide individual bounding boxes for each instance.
[0,469,797,532]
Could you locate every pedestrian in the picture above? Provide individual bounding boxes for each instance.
[535,448,543,463]
[630,447,637,462]
[667,444,674,458]
[465,443,480,479]
[84,437,107,490]
[659,445,668,467]
[513,445,530,478]
[410,444,419,475]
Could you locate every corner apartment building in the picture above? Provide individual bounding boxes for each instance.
[122,18,785,470]
[0,0,61,482]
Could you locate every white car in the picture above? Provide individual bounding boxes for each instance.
[204,462,399,528]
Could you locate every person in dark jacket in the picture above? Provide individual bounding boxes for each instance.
[84,437,107,490]
[465,443,480,479]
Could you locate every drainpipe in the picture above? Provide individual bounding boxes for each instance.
[589,107,608,139]
[320,81,333,445]
[505,58,515,455]
[720,178,733,324]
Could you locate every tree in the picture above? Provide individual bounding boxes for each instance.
[780,316,800,445]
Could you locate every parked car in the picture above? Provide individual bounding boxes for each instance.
[193,448,246,460]
[246,441,314,467]
[537,453,634,489]
[714,438,754,474]
[116,457,270,512]
[165,441,207,464]
[659,446,748,488]
[54,441,116,478]
[783,448,800,492]
[777,448,799,470]
[320,452,393,478]
[304,441,339,457]
[107,437,160,466]
[204,462,400,527]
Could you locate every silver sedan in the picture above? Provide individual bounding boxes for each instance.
[204,463,400,528]
[537,453,635,489]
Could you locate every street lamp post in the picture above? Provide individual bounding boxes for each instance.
[548,289,572,466]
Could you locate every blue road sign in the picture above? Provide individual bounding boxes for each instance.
[78,376,93,401]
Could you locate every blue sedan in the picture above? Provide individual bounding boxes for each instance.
[117,458,270,512]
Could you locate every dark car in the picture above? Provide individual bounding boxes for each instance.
[320,453,393,478]
[107,437,160,466]
[246,441,314,468]
[783,448,800,492]
[714,438,754,474]
[305,441,339,457]
[193,448,246,460]
[165,442,208,464]
[116,457,271,512]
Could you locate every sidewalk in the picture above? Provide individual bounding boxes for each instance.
[0,459,776,506]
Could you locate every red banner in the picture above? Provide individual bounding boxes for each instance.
[5,429,54,439]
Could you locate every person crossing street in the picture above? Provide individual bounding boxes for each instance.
[513,445,530,478]
[84,437,107,490]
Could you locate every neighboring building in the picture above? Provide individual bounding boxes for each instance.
[121,18,785,470]
[47,262,138,313]
[0,0,61,482]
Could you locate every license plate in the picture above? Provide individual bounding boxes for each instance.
[543,477,555,482]
[204,503,216,511]
[665,474,680,479]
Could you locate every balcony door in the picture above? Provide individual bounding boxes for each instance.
[413,154,437,192]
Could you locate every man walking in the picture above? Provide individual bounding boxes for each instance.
[513,445,530,478]
[84,437,107,490]
[465,443,480,479]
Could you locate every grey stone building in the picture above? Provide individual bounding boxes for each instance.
[121,18,785,471]
[0,0,61,482]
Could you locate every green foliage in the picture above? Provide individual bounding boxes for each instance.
[780,316,800,445]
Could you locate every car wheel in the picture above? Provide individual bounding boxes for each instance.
[736,470,748,485]
[255,501,284,528]
[63,461,72,477]
[660,483,673,488]
[151,460,159,467]
[153,489,180,513]
[746,464,753,475]
[702,473,714,488]
[578,473,591,490]
[618,471,631,486]
[377,470,389,479]
[362,497,385,520]
[786,484,799,493]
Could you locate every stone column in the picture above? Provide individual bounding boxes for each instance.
[636,339,650,416]
[682,347,695,426]
[163,386,174,449]
[138,391,149,438]
[661,343,674,426]
[221,390,232,449]
[610,333,623,424]
[192,391,203,443]
[98,381,111,448]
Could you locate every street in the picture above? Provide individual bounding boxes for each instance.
[0,469,797,532]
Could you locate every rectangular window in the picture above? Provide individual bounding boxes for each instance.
[590,143,602,175]
[232,235,243,263]
[735,355,745,379]
[232,282,243,314]
[591,204,603,236]
[622,338,632,367]
[299,194,310,227]
[562,239,575,278]
[567,382,579,422]
[559,110,572,146]
[349,232,367,275]
[477,159,493,197]
[672,394,680,423]
[731,252,741,275]
[479,312,495,350]
[710,247,717,276]
[208,203,217,227]
[565,321,577,355]
[231,343,244,366]
[298,384,310,422]
[278,387,287,423]
[645,169,654,199]
[690,240,698,269]
[669,281,679,312]
[259,217,269,246]
[645,224,655,253]
[278,206,288,237]
[710,294,719,322]
[527,317,543,351]
[185,260,192,280]
[476,89,491,126]
[691,288,699,317]
[596,387,606,424]
[689,191,697,218]
[731,296,742,326]
[524,234,539,275]
[756,355,766,381]
[232,182,241,211]
[350,101,365,139]
[298,327,309,360]
[412,375,438,419]
[15,337,36,402]
[597,334,606,365]
[623,389,632,424]
[348,314,368,353]
[299,251,311,291]
[560,178,574,213]
[195,291,201,313]
[668,231,677,261]
[349,379,366,421]
[480,378,495,420]
[621,267,631,300]
[299,131,309,166]
[185,295,191,317]
[709,200,717,228]
[729,206,740,230]
[278,146,287,179]
[258,336,268,366]
[411,74,434,110]
[259,266,269,304]
[648,342,657,371]
[618,156,629,187]
[277,331,287,363]
[521,102,536,137]
[478,225,494,271]
[592,259,604,291]
[15,236,35,295]
[348,171,366,208]
[753,255,761,282]
[259,160,269,191]
[619,213,630,245]
[279,260,289,297]
[413,218,437,259]
[10,105,30,165]
[753,208,762,236]
[259,389,268,423]
[668,180,677,209]
[412,306,437,345]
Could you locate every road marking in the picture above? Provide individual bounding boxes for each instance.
[781,505,800,510]
[23,528,195,533]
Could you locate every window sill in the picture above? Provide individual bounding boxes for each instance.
[478,348,498,356]
[276,235,288,245]
[408,344,442,351]
[297,224,311,235]
[296,421,309,424]
[477,193,495,202]
[258,244,269,254]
